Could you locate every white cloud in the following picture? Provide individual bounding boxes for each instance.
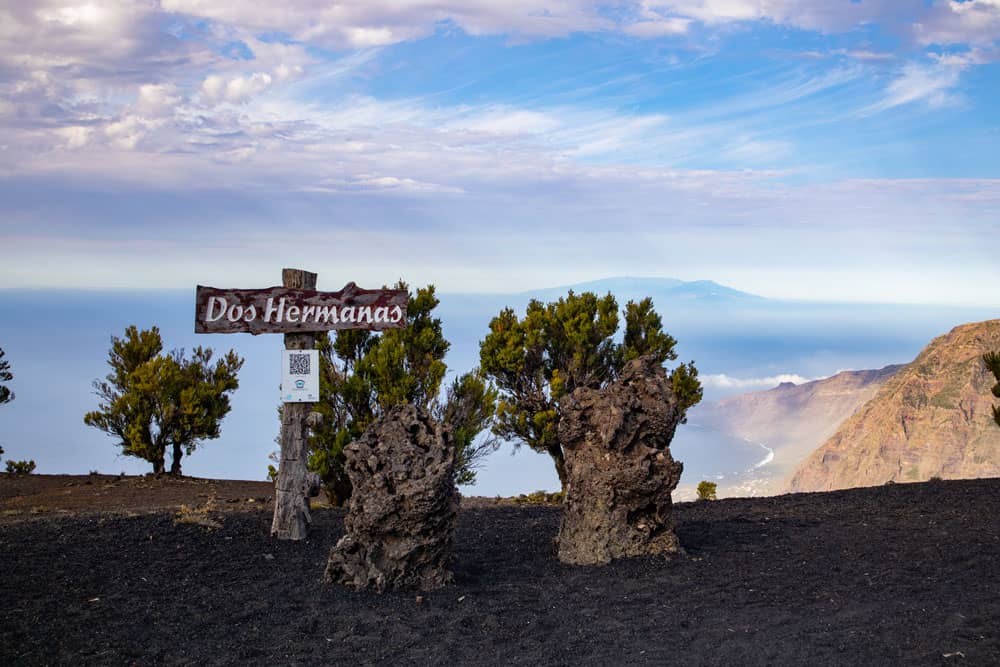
[55,125,91,149]
[622,18,691,38]
[161,0,614,48]
[701,373,818,390]
[201,71,273,103]
[104,114,151,150]
[154,0,951,49]
[630,0,913,34]
[136,83,181,118]
[916,0,1000,46]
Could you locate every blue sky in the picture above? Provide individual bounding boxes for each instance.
[1,1,999,304]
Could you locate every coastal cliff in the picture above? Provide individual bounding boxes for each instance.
[789,320,1000,492]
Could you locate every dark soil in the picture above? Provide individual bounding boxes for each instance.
[2,476,999,665]
[0,474,275,518]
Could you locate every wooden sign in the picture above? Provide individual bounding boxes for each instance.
[195,282,408,334]
[195,269,410,541]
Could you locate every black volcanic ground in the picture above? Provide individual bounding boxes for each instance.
[3,478,999,665]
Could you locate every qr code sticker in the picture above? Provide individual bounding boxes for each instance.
[288,353,311,375]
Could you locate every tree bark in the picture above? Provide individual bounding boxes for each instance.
[170,442,183,476]
[271,268,318,541]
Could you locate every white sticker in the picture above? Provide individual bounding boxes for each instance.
[281,349,319,403]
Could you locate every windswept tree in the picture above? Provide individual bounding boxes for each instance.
[308,283,498,504]
[0,346,13,406]
[480,292,701,488]
[85,326,243,475]
[0,347,10,468]
[985,352,1000,427]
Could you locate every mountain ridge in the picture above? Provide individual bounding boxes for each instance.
[519,277,764,302]
[789,319,1000,492]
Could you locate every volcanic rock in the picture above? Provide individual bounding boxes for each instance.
[556,355,685,565]
[324,405,458,591]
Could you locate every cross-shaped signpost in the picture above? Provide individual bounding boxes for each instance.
[195,268,408,540]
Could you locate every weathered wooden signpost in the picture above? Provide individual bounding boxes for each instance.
[195,268,407,540]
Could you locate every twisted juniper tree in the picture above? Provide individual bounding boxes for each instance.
[308,283,498,505]
[479,292,701,488]
[0,346,11,466]
[84,326,243,475]
[0,346,13,407]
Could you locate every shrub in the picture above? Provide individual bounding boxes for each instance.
[513,490,565,505]
[6,460,36,475]
[696,480,717,501]
[173,495,221,529]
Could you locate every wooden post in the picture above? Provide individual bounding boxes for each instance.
[271,268,318,540]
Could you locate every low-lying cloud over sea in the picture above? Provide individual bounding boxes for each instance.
[0,278,994,497]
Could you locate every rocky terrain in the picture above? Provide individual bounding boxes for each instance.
[790,320,1000,492]
[693,364,902,494]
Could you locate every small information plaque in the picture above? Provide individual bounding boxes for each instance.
[281,349,319,403]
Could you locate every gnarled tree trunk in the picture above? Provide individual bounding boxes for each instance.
[556,355,685,565]
[325,405,458,591]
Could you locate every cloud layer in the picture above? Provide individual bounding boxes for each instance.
[1,1,998,302]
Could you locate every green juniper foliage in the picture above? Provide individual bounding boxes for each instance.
[697,480,718,501]
[6,459,35,475]
[480,292,702,488]
[0,346,13,406]
[0,347,10,468]
[308,283,498,505]
[84,326,243,476]
[984,352,1000,427]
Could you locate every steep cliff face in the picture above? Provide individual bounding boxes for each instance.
[693,365,902,495]
[789,320,1000,492]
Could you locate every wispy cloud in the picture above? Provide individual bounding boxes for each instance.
[862,60,966,115]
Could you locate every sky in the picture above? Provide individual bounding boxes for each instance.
[1,1,1000,304]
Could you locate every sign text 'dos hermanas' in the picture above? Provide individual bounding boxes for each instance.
[194,282,408,334]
